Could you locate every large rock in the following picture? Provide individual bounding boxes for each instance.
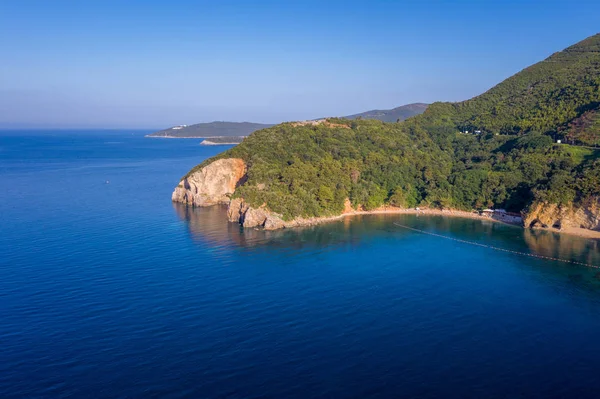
[263,214,286,230]
[172,158,246,206]
[241,207,270,228]
[523,198,600,231]
[227,198,247,223]
[226,198,287,229]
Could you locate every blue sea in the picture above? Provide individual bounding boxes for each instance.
[2,130,600,398]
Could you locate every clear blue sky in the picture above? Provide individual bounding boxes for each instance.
[1,0,599,128]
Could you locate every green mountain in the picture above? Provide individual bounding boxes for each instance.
[423,34,600,145]
[179,34,600,230]
[146,121,274,138]
[342,103,428,122]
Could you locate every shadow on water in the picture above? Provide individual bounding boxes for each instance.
[174,203,600,281]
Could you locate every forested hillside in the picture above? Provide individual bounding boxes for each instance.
[422,34,600,145]
[183,34,600,221]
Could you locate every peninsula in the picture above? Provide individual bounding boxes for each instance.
[173,34,600,237]
[146,121,274,139]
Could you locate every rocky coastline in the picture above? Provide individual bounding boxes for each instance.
[172,158,600,239]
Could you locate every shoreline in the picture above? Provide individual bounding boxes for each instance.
[269,207,600,240]
[200,141,242,146]
[277,207,519,229]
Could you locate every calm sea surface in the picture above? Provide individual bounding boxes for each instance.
[2,130,600,398]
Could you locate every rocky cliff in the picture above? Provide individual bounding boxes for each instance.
[172,157,344,230]
[227,198,286,229]
[173,159,600,237]
[171,157,298,229]
[172,158,246,206]
[523,198,600,233]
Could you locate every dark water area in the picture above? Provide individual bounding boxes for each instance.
[2,131,600,398]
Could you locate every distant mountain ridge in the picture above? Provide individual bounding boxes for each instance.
[147,103,428,138]
[146,122,274,138]
[342,103,428,122]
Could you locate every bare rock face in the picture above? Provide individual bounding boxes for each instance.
[342,198,355,214]
[172,158,246,207]
[523,198,600,231]
[241,207,270,228]
[226,198,287,229]
[263,214,286,230]
[227,198,247,223]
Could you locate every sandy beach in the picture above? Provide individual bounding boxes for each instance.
[286,206,600,240]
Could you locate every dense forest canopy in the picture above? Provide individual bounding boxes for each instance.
[186,34,600,220]
[423,34,600,145]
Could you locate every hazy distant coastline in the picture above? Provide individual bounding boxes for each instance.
[145,104,428,140]
[145,122,273,139]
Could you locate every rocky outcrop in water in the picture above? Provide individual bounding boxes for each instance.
[523,198,600,232]
[227,198,287,229]
[171,158,246,206]
[172,158,293,230]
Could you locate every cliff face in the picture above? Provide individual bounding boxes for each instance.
[172,158,246,206]
[523,198,600,232]
[227,198,287,229]
[171,157,291,228]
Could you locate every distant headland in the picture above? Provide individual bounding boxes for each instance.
[145,122,274,139]
[145,103,429,143]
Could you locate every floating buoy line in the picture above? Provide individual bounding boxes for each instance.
[393,222,600,270]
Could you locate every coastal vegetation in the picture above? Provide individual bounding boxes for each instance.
[183,34,600,222]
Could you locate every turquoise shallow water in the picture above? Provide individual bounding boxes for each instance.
[2,131,600,398]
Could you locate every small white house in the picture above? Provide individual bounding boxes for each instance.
[557,139,562,144]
